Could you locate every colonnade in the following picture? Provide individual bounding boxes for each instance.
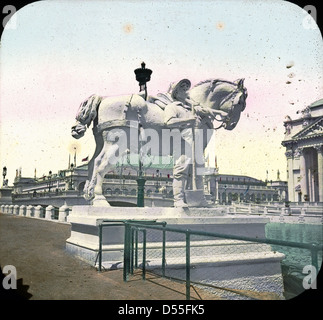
[297,146,323,202]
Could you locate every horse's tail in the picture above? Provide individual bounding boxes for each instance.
[71,94,102,139]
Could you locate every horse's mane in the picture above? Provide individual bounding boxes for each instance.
[193,79,213,88]
[192,78,237,89]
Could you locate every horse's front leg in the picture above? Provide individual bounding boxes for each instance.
[90,141,119,206]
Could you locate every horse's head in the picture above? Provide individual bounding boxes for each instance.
[189,78,247,130]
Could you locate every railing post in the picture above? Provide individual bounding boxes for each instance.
[130,227,135,275]
[123,223,130,282]
[135,229,138,269]
[142,229,146,280]
[186,230,191,300]
[162,223,166,277]
[98,223,102,272]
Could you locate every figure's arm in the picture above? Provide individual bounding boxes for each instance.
[194,105,228,120]
[164,103,195,128]
[166,117,196,128]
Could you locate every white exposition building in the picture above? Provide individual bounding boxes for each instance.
[9,161,287,207]
[282,98,323,203]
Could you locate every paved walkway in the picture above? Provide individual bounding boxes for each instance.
[0,214,220,300]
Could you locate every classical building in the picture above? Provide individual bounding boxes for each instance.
[282,98,323,203]
[205,170,287,204]
[7,160,287,207]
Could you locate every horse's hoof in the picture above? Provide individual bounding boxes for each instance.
[199,202,213,208]
[174,200,188,208]
[92,195,111,207]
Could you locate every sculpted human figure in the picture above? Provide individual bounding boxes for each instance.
[163,79,228,207]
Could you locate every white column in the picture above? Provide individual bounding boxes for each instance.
[307,149,316,202]
[285,150,294,201]
[316,145,323,202]
[215,178,219,203]
[299,148,309,202]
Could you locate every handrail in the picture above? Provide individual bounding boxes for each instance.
[123,222,323,251]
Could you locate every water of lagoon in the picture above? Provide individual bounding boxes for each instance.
[265,223,323,278]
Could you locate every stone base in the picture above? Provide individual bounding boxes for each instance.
[66,205,271,264]
[66,205,284,298]
[185,189,206,207]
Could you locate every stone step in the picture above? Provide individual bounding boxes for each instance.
[102,239,273,257]
[145,251,285,268]
[100,250,285,270]
[99,239,279,270]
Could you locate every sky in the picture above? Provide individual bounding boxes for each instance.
[0,0,322,185]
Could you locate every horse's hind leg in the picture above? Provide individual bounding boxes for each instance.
[83,132,104,201]
[90,140,119,206]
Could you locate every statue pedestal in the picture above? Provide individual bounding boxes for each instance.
[185,189,206,207]
[66,205,285,299]
[0,187,13,205]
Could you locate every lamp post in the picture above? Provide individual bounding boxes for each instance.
[134,62,152,207]
[224,185,227,204]
[155,169,160,193]
[48,170,52,193]
[134,62,152,101]
[136,161,146,207]
[2,166,7,187]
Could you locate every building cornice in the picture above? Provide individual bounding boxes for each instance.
[292,117,323,141]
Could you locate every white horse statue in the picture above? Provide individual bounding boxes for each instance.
[71,78,247,206]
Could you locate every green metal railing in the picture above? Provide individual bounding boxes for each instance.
[97,219,166,272]
[96,220,322,300]
[121,222,323,300]
[123,221,167,282]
